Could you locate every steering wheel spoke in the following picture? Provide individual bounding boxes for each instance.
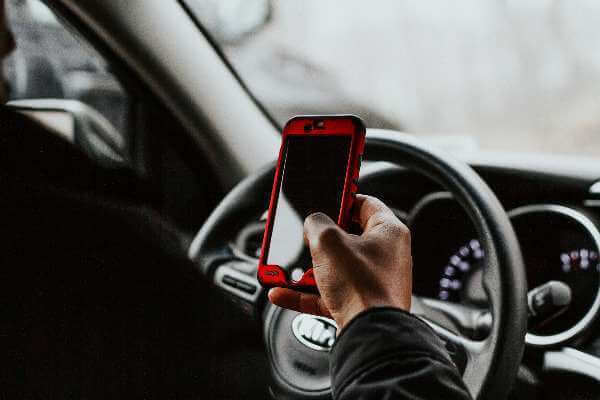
[422,314,486,372]
[412,295,489,374]
[413,296,492,340]
[214,259,261,301]
[201,244,263,314]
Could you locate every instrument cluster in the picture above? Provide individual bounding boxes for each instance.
[410,193,600,347]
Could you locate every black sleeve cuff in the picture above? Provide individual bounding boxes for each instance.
[330,307,455,397]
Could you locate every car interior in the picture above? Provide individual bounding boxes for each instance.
[3,1,600,399]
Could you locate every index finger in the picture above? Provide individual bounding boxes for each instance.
[268,287,332,318]
[352,194,398,232]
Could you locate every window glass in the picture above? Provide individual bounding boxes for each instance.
[4,0,130,138]
[188,0,600,157]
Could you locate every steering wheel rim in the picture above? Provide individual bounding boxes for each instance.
[189,129,528,400]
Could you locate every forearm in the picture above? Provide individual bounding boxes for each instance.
[330,307,473,400]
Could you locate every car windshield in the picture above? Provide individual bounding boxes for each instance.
[186,0,600,157]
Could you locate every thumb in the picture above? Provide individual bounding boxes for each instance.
[303,212,345,261]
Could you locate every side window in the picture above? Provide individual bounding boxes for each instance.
[3,0,130,143]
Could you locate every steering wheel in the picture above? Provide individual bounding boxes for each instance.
[189,130,528,400]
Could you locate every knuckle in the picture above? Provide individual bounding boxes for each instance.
[398,222,411,238]
[389,220,410,238]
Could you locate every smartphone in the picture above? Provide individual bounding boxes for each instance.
[258,115,366,292]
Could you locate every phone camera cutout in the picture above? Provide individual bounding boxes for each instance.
[314,120,325,129]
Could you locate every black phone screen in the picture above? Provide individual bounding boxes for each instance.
[266,135,352,269]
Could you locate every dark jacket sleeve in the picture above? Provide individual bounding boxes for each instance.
[330,307,473,400]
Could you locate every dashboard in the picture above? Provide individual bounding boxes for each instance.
[353,160,600,352]
[222,153,600,393]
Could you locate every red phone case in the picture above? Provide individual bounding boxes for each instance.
[258,115,366,292]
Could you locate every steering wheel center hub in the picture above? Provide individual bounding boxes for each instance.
[265,305,333,398]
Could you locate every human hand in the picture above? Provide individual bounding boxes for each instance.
[268,194,412,331]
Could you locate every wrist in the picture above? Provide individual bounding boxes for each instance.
[334,296,411,332]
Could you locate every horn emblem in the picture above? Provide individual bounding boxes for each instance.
[291,314,337,351]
